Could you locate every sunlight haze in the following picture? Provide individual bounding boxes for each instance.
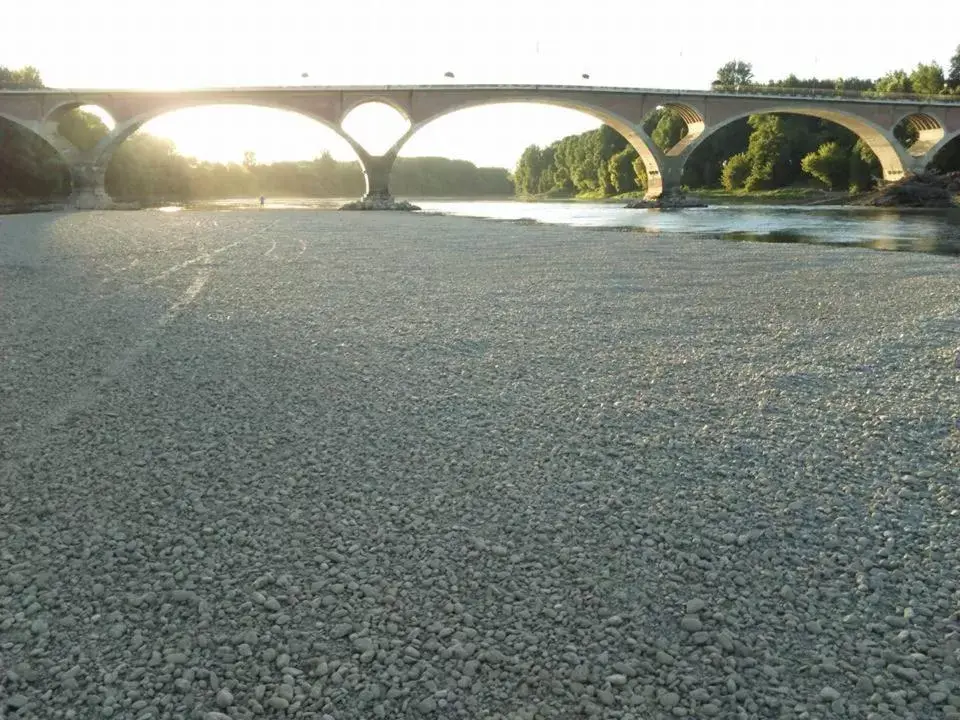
[4,0,958,168]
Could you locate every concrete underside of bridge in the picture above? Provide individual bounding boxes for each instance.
[1,86,958,208]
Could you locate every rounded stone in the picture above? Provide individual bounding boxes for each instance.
[820,686,841,702]
[680,615,703,632]
[660,692,680,709]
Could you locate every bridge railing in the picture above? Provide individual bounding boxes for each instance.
[710,84,960,104]
[2,83,960,105]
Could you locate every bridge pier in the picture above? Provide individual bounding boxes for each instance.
[645,157,686,202]
[341,150,418,210]
[68,161,112,210]
[360,154,396,203]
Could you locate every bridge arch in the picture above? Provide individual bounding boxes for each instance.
[0,110,39,135]
[643,102,706,157]
[340,101,411,157]
[87,99,360,167]
[688,105,916,182]
[393,96,667,199]
[338,95,412,125]
[62,100,384,206]
[892,112,946,157]
[928,129,960,172]
[42,101,117,129]
[0,109,86,164]
[0,114,72,197]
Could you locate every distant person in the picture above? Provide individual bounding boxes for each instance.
[259,195,266,208]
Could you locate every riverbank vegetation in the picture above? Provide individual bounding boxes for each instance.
[514,47,960,201]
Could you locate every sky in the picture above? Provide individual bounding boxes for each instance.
[3,0,958,168]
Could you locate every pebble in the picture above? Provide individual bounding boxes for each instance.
[417,697,437,713]
[680,615,703,632]
[354,637,374,653]
[656,650,676,666]
[660,692,680,709]
[332,623,353,638]
[266,696,289,710]
[820,686,841,702]
[6,694,28,709]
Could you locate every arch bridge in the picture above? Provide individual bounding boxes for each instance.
[1,84,959,207]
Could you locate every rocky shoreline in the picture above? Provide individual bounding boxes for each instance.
[0,199,65,215]
[625,195,708,210]
[850,172,960,208]
[339,196,421,211]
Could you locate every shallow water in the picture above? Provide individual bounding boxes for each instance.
[415,201,960,256]
[190,197,960,256]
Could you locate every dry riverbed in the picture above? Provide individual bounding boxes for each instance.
[1,209,958,719]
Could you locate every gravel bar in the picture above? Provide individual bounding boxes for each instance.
[1,209,958,720]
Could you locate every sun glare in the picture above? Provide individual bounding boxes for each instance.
[118,102,602,170]
[140,106,356,165]
[341,102,411,156]
[80,105,116,130]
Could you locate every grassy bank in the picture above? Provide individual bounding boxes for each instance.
[515,187,849,205]
[688,187,850,205]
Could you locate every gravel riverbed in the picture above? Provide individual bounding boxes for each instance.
[0,209,958,720]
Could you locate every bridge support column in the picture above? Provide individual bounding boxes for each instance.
[341,150,418,210]
[68,161,112,210]
[645,157,685,202]
[361,154,396,203]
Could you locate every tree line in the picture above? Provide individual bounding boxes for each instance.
[515,47,960,198]
[0,66,512,202]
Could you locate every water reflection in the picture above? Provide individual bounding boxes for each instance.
[415,201,960,257]
[720,229,960,256]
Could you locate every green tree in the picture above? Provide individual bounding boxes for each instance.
[742,114,790,190]
[835,77,875,93]
[607,147,639,194]
[651,109,687,151]
[712,60,754,89]
[801,142,848,189]
[875,70,912,94]
[910,62,945,95]
[0,65,44,89]
[681,120,751,188]
[893,118,919,148]
[513,144,543,196]
[58,110,109,151]
[849,140,880,191]
[631,155,648,191]
[949,45,960,89]
[106,134,191,202]
[721,153,751,190]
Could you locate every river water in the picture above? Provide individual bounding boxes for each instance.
[195,198,960,256]
[416,200,960,256]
